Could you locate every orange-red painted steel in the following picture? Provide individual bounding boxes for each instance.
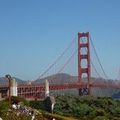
[0,32,120,99]
[78,32,91,95]
[0,82,120,99]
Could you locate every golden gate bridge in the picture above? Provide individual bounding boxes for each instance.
[0,32,120,99]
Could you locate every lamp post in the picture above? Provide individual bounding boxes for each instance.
[5,74,12,107]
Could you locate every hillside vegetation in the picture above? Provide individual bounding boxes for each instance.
[53,95,120,120]
[30,95,120,120]
[0,95,120,120]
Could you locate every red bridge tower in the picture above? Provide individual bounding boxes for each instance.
[78,32,91,95]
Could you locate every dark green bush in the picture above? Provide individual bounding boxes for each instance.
[93,116,109,120]
[0,100,9,115]
[29,100,44,110]
[53,95,120,119]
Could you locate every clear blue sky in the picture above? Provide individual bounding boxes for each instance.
[0,0,120,80]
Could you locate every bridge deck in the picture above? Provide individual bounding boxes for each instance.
[0,81,119,99]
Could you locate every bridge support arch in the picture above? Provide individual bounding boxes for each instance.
[78,32,91,95]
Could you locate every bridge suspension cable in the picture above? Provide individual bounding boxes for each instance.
[38,35,77,79]
[48,49,77,83]
[91,61,101,78]
[80,36,101,79]
[57,49,77,73]
[90,36,108,79]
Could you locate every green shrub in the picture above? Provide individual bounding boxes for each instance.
[110,106,120,117]
[2,111,31,120]
[93,116,109,120]
[53,95,120,119]
[29,100,44,110]
[0,100,9,115]
[41,111,77,120]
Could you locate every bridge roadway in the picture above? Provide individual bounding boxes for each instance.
[0,81,120,99]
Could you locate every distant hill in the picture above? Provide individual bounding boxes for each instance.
[0,77,26,85]
[34,73,119,97]
[0,73,119,97]
[35,73,77,84]
[34,73,116,85]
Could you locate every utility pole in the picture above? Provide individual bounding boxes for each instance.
[5,74,12,107]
